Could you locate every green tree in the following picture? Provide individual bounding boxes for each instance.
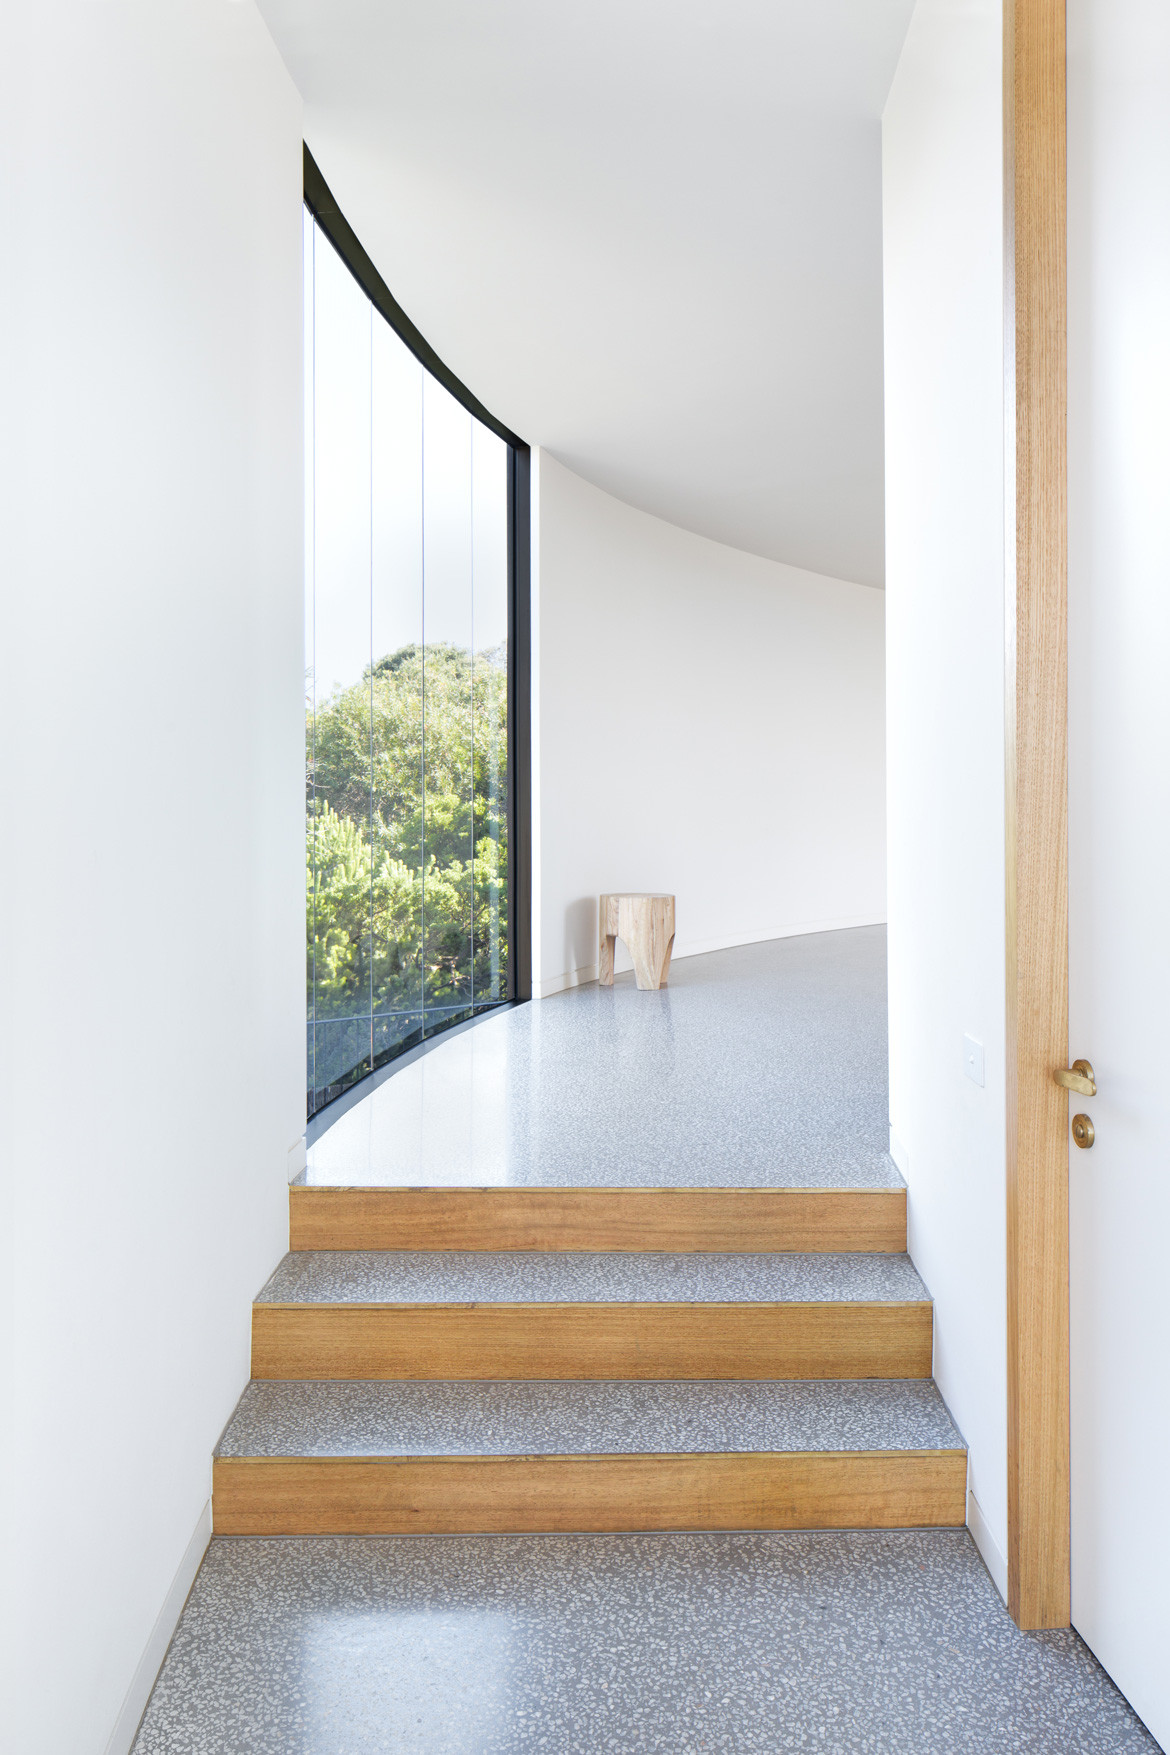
[307,643,508,1085]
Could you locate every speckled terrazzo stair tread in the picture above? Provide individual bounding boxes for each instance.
[255,1250,930,1306]
[129,1532,1159,1754]
[303,1164,909,1190]
[293,1170,910,1188]
[216,1378,964,1459]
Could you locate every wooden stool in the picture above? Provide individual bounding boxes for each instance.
[599,894,676,990]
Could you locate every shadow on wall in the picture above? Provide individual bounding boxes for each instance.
[565,896,598,980]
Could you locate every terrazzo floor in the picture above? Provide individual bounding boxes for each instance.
[132,1531,1160,1754]
[303,927,899,1189]
[257,1249,929,1305]
[215,1378,963,1458]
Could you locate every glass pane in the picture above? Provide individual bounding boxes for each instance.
[371,320,424,1029]
[304,203,513,1120]
[422,375,474,1021]
[314,1018,373,1104]
[472,425,509,1005]
[308,226,373,1108]
[373,1010,424,1068]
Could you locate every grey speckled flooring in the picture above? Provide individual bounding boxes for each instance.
[304,928,900,1190]
[257,1250,929,1306]
[216,1379,964,1459]
[131,1531,1161,1754]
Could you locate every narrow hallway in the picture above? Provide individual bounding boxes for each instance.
[132,932,1155,1752]
[11,4,1170,1750]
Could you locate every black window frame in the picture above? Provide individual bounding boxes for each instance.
[303,145,531,1135]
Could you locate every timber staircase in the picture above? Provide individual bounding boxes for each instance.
[213,1184,966,1534]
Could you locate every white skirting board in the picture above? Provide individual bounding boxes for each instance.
[537,961,601,997]
[887,1127,910,1179]
[890,1127,1006,1605]
[967,1487,1009,1604]
[535,915,888,1000]
[102,1501,211,1755]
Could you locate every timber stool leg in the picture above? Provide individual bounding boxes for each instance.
[599,894,676,990]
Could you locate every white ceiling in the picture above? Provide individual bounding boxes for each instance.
[260,0,914,588]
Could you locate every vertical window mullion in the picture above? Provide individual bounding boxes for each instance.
[419,375,427,1038]
[367,301,375,1076]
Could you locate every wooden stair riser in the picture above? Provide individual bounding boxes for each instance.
[289,1187,907,1253]
[213,1449,966,1536]
[251,1301,933,1381]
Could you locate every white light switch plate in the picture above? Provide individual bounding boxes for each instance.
[963,1035,985,1087]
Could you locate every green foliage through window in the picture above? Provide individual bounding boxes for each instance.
[307,643,509,1110]
[304,202,514,1117]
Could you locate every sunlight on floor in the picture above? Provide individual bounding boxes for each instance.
[304,928,902,1190]
[304,1611,512,1752]
[308,1015,512,1186]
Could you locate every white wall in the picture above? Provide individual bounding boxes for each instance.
[0,6,304,1754]
[530,452,886,997]
[882,0,1009,1593]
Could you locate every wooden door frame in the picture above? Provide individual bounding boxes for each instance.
[1003,0,1071,1630]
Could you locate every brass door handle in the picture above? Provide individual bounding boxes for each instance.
[1054,1059,1096,1097]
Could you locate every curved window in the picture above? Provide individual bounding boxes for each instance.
[304,155,529,1119]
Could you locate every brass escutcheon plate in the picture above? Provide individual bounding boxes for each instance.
[1071,1113,1095,1149]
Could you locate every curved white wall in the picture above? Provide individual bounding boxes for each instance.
[882,0,1008,1595]
[1,5,303,1752]
[531,451,886,995]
